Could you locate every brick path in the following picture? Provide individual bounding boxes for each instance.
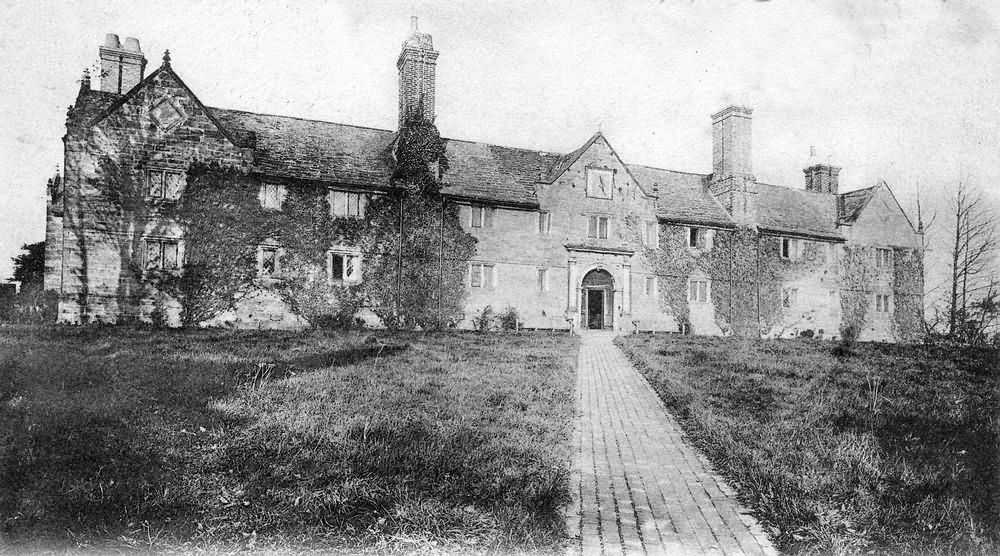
[565,331,778,556]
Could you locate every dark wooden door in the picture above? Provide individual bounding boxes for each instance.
[588,289,604,329]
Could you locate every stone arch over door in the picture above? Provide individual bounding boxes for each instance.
[581,268,615,329]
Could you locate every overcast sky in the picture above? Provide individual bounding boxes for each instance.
[1,0,997,293]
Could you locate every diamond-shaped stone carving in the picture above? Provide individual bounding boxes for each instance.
[149,98,185,131]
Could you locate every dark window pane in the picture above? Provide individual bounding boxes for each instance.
[331,254,344,280]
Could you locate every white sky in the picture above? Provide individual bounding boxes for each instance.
[1,0,998,295]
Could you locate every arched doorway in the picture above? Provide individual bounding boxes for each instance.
[581,269,615,329]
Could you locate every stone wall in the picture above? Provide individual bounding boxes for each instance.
[52,68,247,325]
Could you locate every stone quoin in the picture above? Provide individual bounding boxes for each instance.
[44,22,924,341]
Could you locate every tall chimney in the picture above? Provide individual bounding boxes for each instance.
[711,105,753,181]
[99,33,147,94]
[397,17,439,128]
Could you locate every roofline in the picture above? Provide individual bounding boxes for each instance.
[657,217,736,230]
[628,163,708,178]
[87,63,244,148]
[209,106,397,135]
[874,181,920,234]
[442,193,539,211]
[759,228,845,242]
[544,132,656,198]
[253,172,398,192]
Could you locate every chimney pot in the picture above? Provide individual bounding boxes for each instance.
[411,16,418,33]
[98,33,147,93]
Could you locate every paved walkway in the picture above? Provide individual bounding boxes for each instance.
[565,332,778,556]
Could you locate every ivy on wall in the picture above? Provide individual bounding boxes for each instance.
[839,246,875,336]
[892,247,924,342]
[633,220,849,338]
[153,115,475,329]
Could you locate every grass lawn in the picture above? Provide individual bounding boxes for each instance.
[618,334,999,556]
[0,326,578,555]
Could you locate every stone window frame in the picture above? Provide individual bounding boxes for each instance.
[469,262,496,289]
[257,241,284,279]
[587,215,610,239]
[686,226,713,250]
[328,247,362,284]
[470,205,495,228]
[644,221,659,248]
[781,237,802,260]
[259,183,287,211]
[875,292,893,314]
[875,247,893,270]
[145,168,185,201]
[537,267,549,292]
[688,278,710,303]
[782,287,799,309]
[538,211,552,234]
[329,189,368,219]
[644,275,657,296]
[142,236,182,272]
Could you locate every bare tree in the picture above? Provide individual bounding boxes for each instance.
[946,180,998,341]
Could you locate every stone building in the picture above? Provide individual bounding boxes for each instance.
[45,22,924,341]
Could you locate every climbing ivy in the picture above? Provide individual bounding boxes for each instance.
[892,247,924,342]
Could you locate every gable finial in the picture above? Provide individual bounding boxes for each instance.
[162,49,171,66]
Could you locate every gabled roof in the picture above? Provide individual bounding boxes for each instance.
[543,132,654,198]
[87,63,244,148]
[755,183,842,241]
[68,69,888,237]
[626,165,734,227]
[544,132,603,182]
[838,185,877,224]
[838,181,919,234]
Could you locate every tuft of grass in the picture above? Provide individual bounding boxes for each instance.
[0,326,577,554]
[618,334,1000,556]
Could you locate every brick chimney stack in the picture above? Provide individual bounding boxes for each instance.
[803,147,841,194]
[711,106,753,181]
[99,33,147,94]
[397,17,439,128]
